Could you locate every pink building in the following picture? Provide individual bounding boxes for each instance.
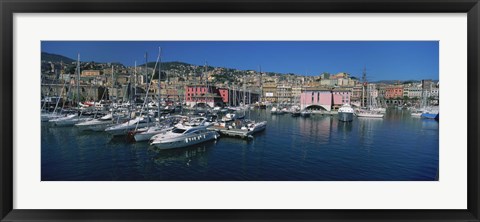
[300,88,332,111]
[332,89,351,110]
[300,88,351,111]
[218,88,229,103]
[185,85,223,108]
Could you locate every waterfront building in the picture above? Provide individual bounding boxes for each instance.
[404,86,423,99]
[276,84,292,103]
[332,88,352,110]
[300,87,333,111]
[350,86,363,107]
[291,85,303,105]
[262,83,277,103]
[185,84,224,108]
[385,85,404,99]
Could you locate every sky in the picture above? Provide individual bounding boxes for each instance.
[42,41,439,81]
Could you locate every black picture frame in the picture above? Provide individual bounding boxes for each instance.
[1,0,479,221]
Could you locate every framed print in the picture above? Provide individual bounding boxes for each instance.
[1,0,479,221]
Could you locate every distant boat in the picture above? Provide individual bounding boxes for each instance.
[271,107,286,115]
[355,110,384,118]
[411,110,423,117]
[420,107,439,120]
[300,110,311,118]
[338,104,354,122]
[421,112,439,119]
[291,111,300,117]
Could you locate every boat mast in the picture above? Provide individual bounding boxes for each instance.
[134,61,137,103]
[243,72,246,107]
[204,61,208,109]
[145,52,148,103]
[158,47,162,123]
[76,53,81,116]
[259,65,262,104]
[361,66,367,108]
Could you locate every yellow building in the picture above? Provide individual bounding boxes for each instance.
[262,83,277,103]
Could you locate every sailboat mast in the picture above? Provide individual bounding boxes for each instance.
[134,61,137,103]
[362,66,367,108]
[243,73,246,106]
[158,47,162,122]
[204,61,208,108]
[76,53,80,109]
[259,65,263,103]
[145,52,149,104]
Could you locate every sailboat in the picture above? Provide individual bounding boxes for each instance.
[49,53,92,126]
[41,77,67,122]
[355,76,384,118]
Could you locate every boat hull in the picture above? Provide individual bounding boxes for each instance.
[356,113,384,118]
[105,122,153,136]
[151,131,219,149]
[421,113,439,119]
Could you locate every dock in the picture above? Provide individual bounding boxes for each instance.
[207,126,253,139]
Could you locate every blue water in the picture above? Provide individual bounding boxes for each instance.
[41,109,439,181]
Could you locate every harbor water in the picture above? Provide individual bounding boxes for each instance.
[41,109,439,181]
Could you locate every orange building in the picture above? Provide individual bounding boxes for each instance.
[385,85,404,99]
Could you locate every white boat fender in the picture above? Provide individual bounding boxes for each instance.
[214,134,217,139]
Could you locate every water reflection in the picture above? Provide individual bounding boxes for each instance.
[152,141,215,167]
[337,121,353,133]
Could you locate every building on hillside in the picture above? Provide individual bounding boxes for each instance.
[81,70,101,77]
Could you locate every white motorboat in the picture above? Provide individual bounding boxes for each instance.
[240,120,267,134]
[105,116,154,136]
[132,116,185,142]
[410,109,423,117]
[338,104,354,122]
[149,125,220,150]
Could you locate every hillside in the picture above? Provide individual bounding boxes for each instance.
[41,52,75,64]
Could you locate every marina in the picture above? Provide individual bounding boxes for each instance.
[40,41,439,181]
[41,108,439,181]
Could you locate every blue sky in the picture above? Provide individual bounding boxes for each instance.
[42,41,438,81]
